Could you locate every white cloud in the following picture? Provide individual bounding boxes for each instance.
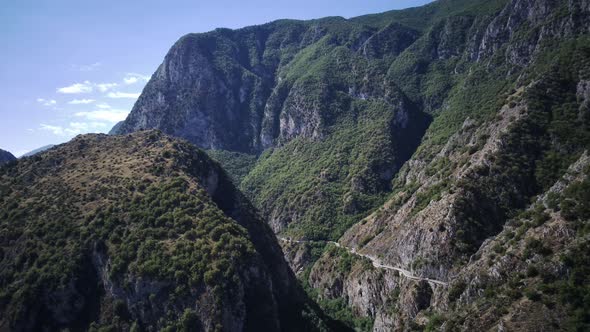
[69,121,107,131]
[68,99,95,105]
[39,124,73,136]
[75,109,129,122]
[96,83,118,92]
[40,122,108,137]
[37,98,57,106]
[57,81,118,94]
[123,77,139,84]
[106,92,140,99]
[57,81,93,94]
[96,103,111,109]
[123,73,150,85]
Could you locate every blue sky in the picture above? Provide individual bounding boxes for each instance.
[0,0,432,156]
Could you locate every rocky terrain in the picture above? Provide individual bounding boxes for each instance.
[0,131,333,331]
[0,149,16,165]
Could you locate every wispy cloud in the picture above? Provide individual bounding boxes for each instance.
[37,98,57,106]
[75,109,129,122]
[40,122,107,137]
[106,92,140,99]
[70,121,107,131]
[68,99,95,105]
[123,73,150,85]
[57,81,93,94]
[39,124,75,136]
[96,83,118,92]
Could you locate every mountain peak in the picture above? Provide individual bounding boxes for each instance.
[0,130,325,331]
[0,149,16,165]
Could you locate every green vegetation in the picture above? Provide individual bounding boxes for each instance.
[206,150,258,184]
[241,22,432,241]
[0,132,318,331]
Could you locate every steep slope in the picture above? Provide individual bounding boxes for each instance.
[0,131,329,332]
[113,0,508,242]
[441,152,590,330]
[0,149,16,165]
[307,0,590,330]
[108,122,123,135]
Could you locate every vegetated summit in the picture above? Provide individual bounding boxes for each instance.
[0,149,16,165]
[0,131,335,331]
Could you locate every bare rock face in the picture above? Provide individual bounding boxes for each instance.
[113,17,424,156]
[115,31,270,153]
[476,0,590,67]
[440,152,590,331]
[113,24,327,153]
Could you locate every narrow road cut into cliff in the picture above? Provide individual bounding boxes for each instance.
[278,237,449,286]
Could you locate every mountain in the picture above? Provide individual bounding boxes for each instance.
[0,149,16,165]
[85,0,590,330]
[108,121,124,135]
[0,131,332,331]
[21,144,55,157]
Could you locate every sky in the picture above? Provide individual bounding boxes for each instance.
[0,0,432,156]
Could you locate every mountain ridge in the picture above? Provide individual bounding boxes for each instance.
[0,149,16,165]
[0,131,332,331]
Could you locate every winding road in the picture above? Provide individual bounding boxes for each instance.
[278,237,448,286]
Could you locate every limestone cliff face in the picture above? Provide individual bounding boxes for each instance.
[114,22,329,153]
[475,0,590,66]
[115,30,273,152]
[113,18,425,155]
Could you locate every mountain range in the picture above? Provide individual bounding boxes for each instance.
[2,0,590,330]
